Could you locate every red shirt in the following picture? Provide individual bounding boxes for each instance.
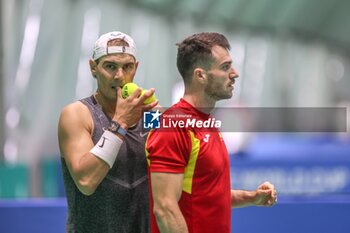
[146,99,231,233]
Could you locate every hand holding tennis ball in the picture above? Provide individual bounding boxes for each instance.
[122,83,157,104]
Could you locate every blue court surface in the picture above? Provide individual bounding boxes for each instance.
[1,195,349,233]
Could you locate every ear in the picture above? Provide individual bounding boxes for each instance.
[89,59,97,78]
[134,60,139,72]
[194,68,207,84]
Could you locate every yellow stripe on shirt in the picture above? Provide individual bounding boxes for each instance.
[182,130,200,194]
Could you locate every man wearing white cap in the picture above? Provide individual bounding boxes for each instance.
[58,31,158,233]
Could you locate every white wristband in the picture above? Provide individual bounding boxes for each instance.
[90,130,123,168]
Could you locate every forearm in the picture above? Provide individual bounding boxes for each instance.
[75,130,124,194]
[67,131,123,195]
[231,189,256,208]
[150,172,188,233]
[154,205,188,233]
[67,151,110,195]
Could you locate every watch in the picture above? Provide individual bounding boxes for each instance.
[107,121,127,136]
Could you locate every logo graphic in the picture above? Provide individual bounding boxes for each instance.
[203,134,210,143]
[143,110,161,129]
[98,136,107,148]
[139,132,149,137]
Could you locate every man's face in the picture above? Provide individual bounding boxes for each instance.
[91,53,138,101]
[204,45,239,101]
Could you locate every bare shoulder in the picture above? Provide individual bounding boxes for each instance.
[59,101,90,121]
[58,101,93,134]
[58,100,95,159]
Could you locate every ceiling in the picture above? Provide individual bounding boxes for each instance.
[126,0,350,52]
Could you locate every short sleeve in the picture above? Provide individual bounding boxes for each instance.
[146,127,191,173]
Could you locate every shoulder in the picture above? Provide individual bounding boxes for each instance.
[58,101,93,133]
[60,101,90,119]
[146,124,192,155]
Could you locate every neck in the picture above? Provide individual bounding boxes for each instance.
[183,91,216,114]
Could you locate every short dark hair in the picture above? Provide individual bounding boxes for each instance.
[176,32,230,83]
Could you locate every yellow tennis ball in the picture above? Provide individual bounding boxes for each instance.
[122,83,139,98]
[141,89,157,104]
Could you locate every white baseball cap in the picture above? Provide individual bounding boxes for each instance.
[92,31,137,60]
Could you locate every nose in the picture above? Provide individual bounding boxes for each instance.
[230,67,239,80]
[114,68,124,79]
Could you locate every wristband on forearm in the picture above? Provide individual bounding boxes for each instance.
[90,130,123,168]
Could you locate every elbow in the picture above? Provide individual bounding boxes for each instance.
[153,200,175,220]
[153,205,165,220]
[76,177,98,196]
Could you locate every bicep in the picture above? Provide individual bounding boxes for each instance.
[151,172,184,204]
[58,104,95,174]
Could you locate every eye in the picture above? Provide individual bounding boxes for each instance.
[123,63,134,72]
[105,63,117,71]
[222,64,231,71]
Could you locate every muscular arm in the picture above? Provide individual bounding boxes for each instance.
[230,189,256,208]
[58,88,158,196]
[58,102,110,195]
[231,182,277,208]
[151,172,188,233]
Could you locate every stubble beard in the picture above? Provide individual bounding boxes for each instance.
[205,77,233,101]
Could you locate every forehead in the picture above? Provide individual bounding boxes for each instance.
[211,45,232,66]
[99,53,136,64]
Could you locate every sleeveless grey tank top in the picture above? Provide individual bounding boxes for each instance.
[61,95,150,233]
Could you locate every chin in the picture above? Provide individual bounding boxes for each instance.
[222,92,233,99]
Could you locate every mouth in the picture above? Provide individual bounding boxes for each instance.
[111,83,124,89]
